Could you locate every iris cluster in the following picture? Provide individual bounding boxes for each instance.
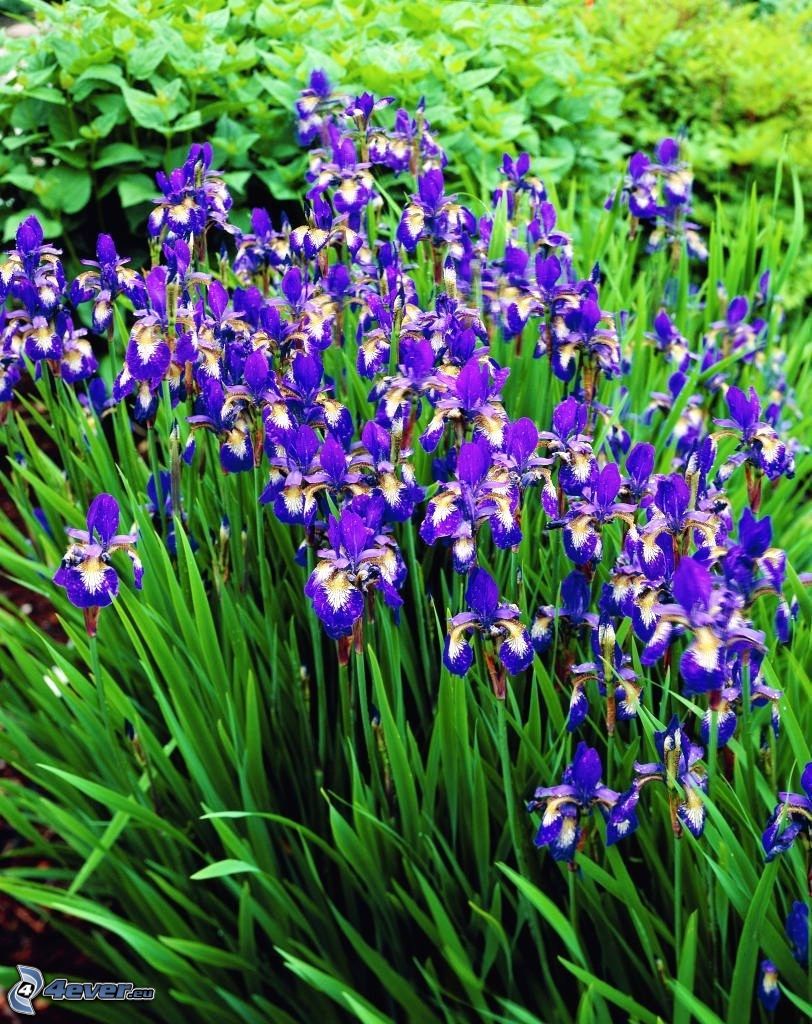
[0,76,806,991]
[611,136,707,260]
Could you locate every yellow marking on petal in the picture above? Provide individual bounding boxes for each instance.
[226,430,248,458]
[323,400,343,427]
[380,473,403,506]
[378,548,398,584]
[171,200,193,225]
[477,414,505,447]
[269,403,292,429]
[681,788,705,831]
[447,624,470,662]
[404,206,424,235]
[755,429,780,464]
[324,572,353,611]
[283,486,304,514]
[568,515,593,550]
[431,491,459,525]
[501,620,529,656]
[638,589,658,628]
[452,535,475,564]
[692,627,721,671]
[79,556,108,595]
[555,816,577,853]
[570,452,592,482]
[338,180,359,206]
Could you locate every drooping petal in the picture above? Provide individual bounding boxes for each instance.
[497,618,533,674]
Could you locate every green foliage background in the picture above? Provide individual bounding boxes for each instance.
[0,2,810,1023]
[0,0,810,298]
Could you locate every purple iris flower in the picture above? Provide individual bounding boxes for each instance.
[538,397,597,506]
[624,442,656,503]
[420,354,509,453]
[762,763,812,861]
[187,377,254,473]
[267,352,354,448]
[785,901,809,966]
[0,353,22,405]
[355,421,424,522]
[369,336,436,435]
[480,245,538,339]
[621,151,660,219]
[635,475,719,580]
[112,265,193,420]
[367,100,446,176]
[291,193,362,265]
[608,716,708,842]
[295,69,343,146]
[547,296,620,391]
[527,199,571,252]
[304,498,406,640]
[492,417,554,508]
[148,143,232,239]
[613,139,706,259]
[356,290,401,380]
[304,130,376,232]
[234,208,291,284]
[527,743,619,863]
[531,570,595,654]
[492,152,547,219]
[569,611,641,733]
[260,423,321,525]
[723,508,795,643]
[552,462,636,566]
[647,309,691,370]
[699,673,781,749]
[420,439,520,572]
[443,568,532,683]
[650,557,763,694]
[53,494,142,630]
[54,312,97,383]
[705,296,766,366]
[0,215,65,314]
[714,386,794,498]
[396,169,476,251]
[757,960,780,1012]
[70,233,146,332]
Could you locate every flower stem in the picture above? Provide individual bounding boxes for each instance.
[496,701,545,953]
[89,633,126,785]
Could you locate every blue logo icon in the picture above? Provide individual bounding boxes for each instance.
[5,966,155,1014]
[8,965,45,1016]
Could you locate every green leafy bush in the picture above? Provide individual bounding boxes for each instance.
[1,0,809,253]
